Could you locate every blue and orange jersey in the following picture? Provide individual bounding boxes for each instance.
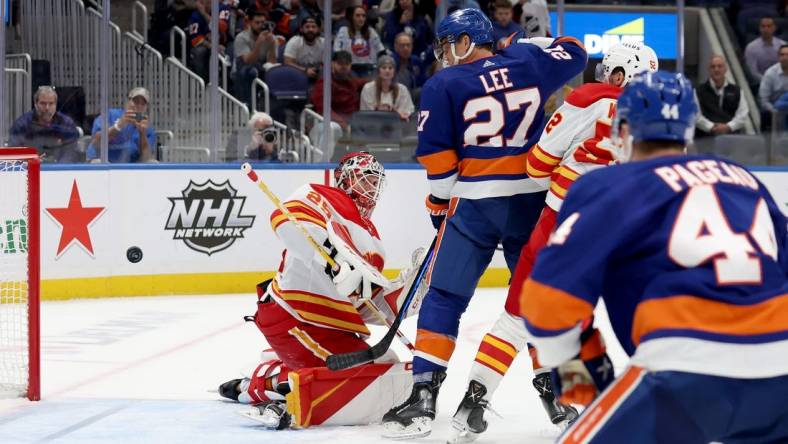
[188,5,230,47]
[416,37,587,200]
[521,154,788,378]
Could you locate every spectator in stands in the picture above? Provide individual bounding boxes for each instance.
[188,0,231,82]
[360,55,415,120]
[86,87,156,163]
[331,0,355,30]
[745,17,786,83]
[759,44,788,113]
[283,16,325,82]
[172,0,199,30]
[251,0,292,37]
[491,0,521,45]
[311,51,366,129]
[695,55,749,138]
[244,111,280,161]
[392,32,425,91]
[383,0,432,56]
[334,6,386,77]
[9,86,81,163]
[233,9,278,109]
[295,0,322,31]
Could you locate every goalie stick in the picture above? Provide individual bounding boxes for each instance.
[326,236,437,371]
[241,163,414,352]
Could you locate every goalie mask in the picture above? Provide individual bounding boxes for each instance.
[334,152,386,219]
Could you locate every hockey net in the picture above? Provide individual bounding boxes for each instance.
[0,149,40,401]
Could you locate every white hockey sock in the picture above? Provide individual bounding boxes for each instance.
[468,312,528,400]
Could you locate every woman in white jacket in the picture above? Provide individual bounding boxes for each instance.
[360,55,415,120]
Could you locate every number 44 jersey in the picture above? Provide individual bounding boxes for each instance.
[416,37,587,201]
[522,154,788,378]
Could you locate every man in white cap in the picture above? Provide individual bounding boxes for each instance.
[87,86,156,163]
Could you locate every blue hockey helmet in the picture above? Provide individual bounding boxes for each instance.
[436,8,494,47]
[615,70,698,145]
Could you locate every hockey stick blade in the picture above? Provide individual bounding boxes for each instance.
[326,237,437,371]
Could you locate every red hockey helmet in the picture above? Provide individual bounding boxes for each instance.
[334,151,386,219]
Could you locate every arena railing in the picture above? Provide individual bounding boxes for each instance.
[3,69,31,143]
[163,57,208,150]
[130,1,148,42]
[169,27,188,67]
[18,0,315,163]
[300,108,330,163]
[219,87,250,159]
[5,54,32,79]
[251,78,271,115]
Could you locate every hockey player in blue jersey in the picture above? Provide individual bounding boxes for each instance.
[521,70,788,444]
[382,8,587,439]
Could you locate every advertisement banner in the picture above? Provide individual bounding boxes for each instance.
[35,165,788,299]
[550,11,678,59]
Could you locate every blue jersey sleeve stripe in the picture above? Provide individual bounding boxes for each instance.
[523,318,573,337]
[640,329,788,345]
[457,173,530,182]
[427,169,459,180]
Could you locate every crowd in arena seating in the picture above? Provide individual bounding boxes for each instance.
[14,0,788,164]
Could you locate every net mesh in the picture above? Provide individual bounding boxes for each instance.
[0,159,30,398]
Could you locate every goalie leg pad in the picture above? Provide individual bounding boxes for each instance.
[286,362,413,428]
[255,297,370,369]
[239,359,290,404]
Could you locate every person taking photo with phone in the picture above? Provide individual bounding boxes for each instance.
[233,8,279,109]
[87,87,156,163]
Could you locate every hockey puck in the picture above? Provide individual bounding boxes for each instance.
[126,246,143,263]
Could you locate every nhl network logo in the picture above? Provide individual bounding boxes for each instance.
[165,180,255,255]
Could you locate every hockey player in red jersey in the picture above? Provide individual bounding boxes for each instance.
[448,42,658,443]
[218,152,427,430]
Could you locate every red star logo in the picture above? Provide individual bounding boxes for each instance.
[46,180,105,257]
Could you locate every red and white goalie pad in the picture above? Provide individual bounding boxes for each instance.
[285,362,412,427]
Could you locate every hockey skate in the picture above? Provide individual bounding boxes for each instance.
[447,380,497,444]
[237,401,292,430]
[381,371,446,440]
[533,373,578,430]
[218,378,246,402]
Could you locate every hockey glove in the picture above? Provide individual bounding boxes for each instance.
[551,326,614,407]
[332,260,368,298]
[425,194,450,230]
[323,240,366,299]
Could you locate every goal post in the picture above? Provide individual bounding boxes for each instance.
[0,148,40,401]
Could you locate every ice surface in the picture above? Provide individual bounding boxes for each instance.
[0,289,630,444]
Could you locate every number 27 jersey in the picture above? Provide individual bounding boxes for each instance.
[416,37,588,200]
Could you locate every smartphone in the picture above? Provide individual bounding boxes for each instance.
[134,112,146,122]
[262,21,275,32]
